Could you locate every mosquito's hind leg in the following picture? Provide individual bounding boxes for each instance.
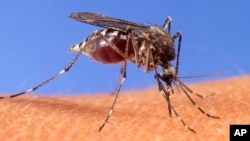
[0,52,82,99]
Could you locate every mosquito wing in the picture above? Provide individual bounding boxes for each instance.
[69,12,150,32]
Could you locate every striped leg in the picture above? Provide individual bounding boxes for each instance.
[99,62,126,131]
[170,104,197,133]
[154,71,197,133]
[154,72,172,118]
[0,52,82,99]
[177,80,220,119]
[98,27,131,131]
[177,80,215,99]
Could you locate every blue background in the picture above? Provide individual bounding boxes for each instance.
[1,1,249,95]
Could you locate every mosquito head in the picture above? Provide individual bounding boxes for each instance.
[158,65,177,85]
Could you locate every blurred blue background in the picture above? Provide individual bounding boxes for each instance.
[0,1,249,95]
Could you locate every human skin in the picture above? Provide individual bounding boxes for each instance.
[0,76,249,141]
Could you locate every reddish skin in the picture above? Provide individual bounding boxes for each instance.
[0,76,249,141]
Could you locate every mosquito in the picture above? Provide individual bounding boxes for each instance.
[1,12,220,133]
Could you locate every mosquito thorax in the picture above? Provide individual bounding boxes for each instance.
[148,27,176,66]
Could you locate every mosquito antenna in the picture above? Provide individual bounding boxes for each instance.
[0,52,82,99]
[177,79,220,119]
[178,71,224,79]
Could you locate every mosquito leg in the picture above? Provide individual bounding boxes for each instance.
[99,62,126,131]
[150,58,172,117]
[99,27,131,131]
[130,31,141,67]
[178,80,220,119]
[154,72,172,118]
[153,70,197,132]
[170,104,197,133]
[154,75,197,133]
[152,67,197,132]
[163,16,172,33]
[178,80,215,99]
[112,63,126,95]
[0,52,82,99]
[172,32,182,77]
